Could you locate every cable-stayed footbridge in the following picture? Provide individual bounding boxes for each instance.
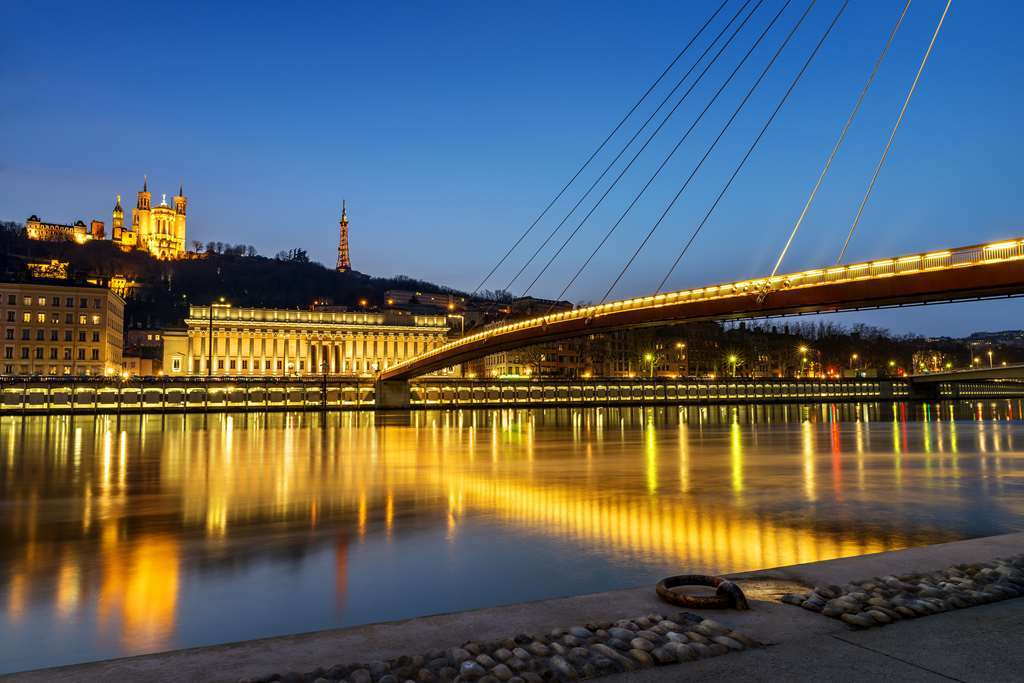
[372,1,1023,406]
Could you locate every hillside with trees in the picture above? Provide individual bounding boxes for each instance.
[0,222,468,329]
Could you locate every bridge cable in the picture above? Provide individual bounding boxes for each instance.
[491,0,755,305]
[514,0,770,308]
[836,0,952,264]
[596,0,823,304]
[467,0,729,300]
[653,0,853,295]
[760,0,911,299]
[532,0,791,309]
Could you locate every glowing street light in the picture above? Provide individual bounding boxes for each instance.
[987,349,994,368]
[728,354,738,377]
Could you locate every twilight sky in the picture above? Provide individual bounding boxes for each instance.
[1,1,1022,336]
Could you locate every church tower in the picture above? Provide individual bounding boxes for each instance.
[336,200,351,272]
[174,183,187,243]
[112,195,124,232]
[133,175,152,235]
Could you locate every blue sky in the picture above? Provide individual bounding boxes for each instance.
[1,1,1021,335]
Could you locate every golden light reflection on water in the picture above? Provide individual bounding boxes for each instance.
[2,402,1024,669]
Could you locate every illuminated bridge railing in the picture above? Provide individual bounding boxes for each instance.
[390,238,1024,375]
[411,378,913,407]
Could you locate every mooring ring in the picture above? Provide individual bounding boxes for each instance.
[656,574,750,610]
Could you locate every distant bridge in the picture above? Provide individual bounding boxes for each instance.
[377,239,1024,403]
[910,363,1024,383]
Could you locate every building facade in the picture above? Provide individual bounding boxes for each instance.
[111,178,187,258]
[162,305,452,377]
[25,216,93,244]
[0,281,125,376]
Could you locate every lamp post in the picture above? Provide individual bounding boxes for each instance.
[643,352,655,379]
[850,353,859,370]
[988,349,994,368]
[799,345,809,378]
[728,354,738,377]
[675,341,688,377]
[207,297,227,378]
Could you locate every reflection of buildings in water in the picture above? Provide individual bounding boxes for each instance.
[3,401,1024,647]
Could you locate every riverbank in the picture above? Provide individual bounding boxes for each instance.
[7,531,1022,682]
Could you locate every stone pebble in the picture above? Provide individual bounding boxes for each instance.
[781,554,1024,631]
[242,611,757,683]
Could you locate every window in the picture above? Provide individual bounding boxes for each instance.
[79,315,86,325]
[6,294,14,305]
[35,348,43,359]
[92,332,99,342]
[51,297,60,306]
[37,297,45,306]
[77,349,85,360]
[21,329,29,340]
[3,347,11,359]
[63,349,71,360]
[172,358,181,372]
[93,298,101,309]
[5,312,13,322]
[217,360,224,369]
[78,331,86,342]
[229,360,236,369]
[64,313,73,324]
[91,315,100,325]
[36,330,44,341]
[36,313,45,323]
[79,298,87,308]
[22,296,31,306]
[65,297,73,307]
[64,331,72,342]
[49,348,57,359]
[241,360,248,369]
[4,329,11,340]
[91,349,99,360]
[50,330,58,341]
[21,348,29,359]
[22,313,30,323]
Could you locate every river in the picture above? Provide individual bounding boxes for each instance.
[2,401,1023,673]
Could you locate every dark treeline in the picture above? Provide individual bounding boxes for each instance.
[0,223,469,328]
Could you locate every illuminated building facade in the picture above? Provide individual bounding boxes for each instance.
[0,280,124,376]
[111,178,187,259]
[25,216,92,244]
[162,305,451,377]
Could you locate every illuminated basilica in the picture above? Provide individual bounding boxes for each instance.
[111,177,187,259]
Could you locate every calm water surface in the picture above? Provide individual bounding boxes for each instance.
[2,402,1024,672]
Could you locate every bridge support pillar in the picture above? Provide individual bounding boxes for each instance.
[375,379,411,410]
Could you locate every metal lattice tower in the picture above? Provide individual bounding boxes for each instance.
[336,200,351,272]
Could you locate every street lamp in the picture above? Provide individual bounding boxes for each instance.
[643,352,655,379]
[208,296,228,378]
[987,349,994,368]
[728,354,738,377]
[850,353,859,370]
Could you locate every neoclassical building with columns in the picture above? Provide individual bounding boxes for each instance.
[162,304,452,377]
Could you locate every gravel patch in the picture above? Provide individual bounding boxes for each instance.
[780,554,1024,629]
[237,611,760,683]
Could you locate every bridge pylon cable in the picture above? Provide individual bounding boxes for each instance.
[595,0,819,305]
[492,0,754,304]
[761,0,911,300]
[467,0,729,300]
[537,0,792,310]
[516,0,770,308]
[837,0,952,264]
[654,0,850,297]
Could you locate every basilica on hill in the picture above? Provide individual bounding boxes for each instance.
[26,176,188,260]
[111,177,187,259]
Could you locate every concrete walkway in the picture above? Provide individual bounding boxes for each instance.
[6,532,1023,683]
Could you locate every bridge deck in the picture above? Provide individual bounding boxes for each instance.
[382,239,1024,380]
